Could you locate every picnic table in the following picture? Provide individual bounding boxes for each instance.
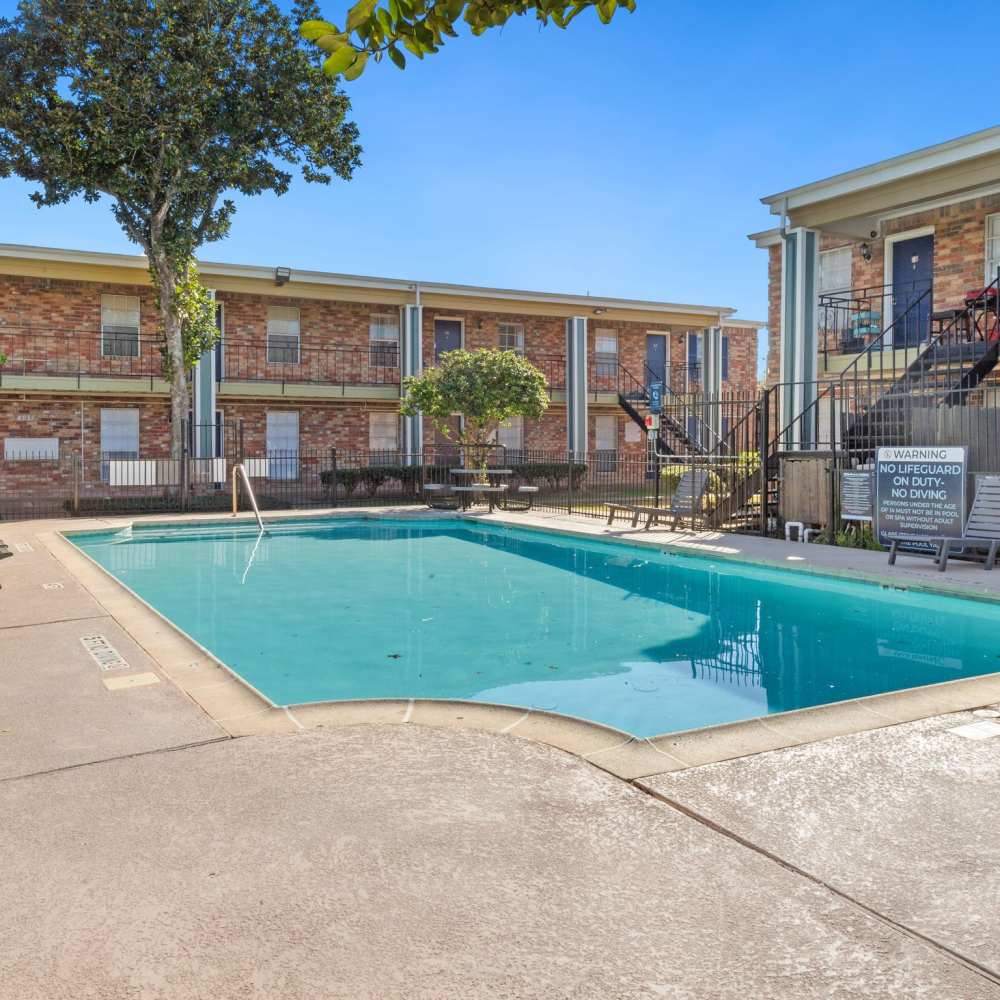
[449,468,511,512]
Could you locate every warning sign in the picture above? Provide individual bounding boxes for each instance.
[875,446,967,551]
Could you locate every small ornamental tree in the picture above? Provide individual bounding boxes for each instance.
[0,0,361,460]
[401,348,548,478]
[300,0,636,78]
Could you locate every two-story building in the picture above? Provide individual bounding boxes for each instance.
[0,244,761,497]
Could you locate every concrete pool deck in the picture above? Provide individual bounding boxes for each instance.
[4,508,1000,995]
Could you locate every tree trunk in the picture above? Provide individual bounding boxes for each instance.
[147,244,188,473]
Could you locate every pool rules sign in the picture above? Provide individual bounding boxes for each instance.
[875,446,967,551]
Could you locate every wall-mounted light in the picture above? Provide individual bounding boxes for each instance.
[592,306,607,315]
[274,266,292,286]
[860,242,872,263]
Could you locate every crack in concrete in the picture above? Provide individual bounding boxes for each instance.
[636,781,1000,991]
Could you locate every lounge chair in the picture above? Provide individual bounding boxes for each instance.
[887,477,1000,572]
[606,469,711,530]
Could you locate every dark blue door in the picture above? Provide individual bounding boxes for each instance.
[892,235,933,346]
[645,333,666,388]
[434,319,463,361]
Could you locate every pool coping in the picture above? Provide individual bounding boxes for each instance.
[36,507,1000,782]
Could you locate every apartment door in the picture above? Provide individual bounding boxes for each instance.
[645,333,668,388]
[891,234,933,346]
[266,410,299,480]
[434,319,463,362]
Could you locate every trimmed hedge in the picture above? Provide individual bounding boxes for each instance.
[319,460,587,497]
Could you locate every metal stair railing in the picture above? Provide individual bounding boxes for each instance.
[231,462,266,533]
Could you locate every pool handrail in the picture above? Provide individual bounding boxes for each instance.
[231,463,265,534]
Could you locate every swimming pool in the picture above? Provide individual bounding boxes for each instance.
[69,517,1000,738]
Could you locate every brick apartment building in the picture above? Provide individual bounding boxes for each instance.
[0,244,760,499]
[750,125,1000,436]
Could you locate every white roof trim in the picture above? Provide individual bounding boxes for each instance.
[760,125,1000,213]
[0,243,734,318]
[748,228,782,247]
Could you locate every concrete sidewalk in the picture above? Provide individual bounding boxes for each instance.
[3,726,996,1000]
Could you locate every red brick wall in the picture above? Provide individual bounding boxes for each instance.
[764,194,1000,384]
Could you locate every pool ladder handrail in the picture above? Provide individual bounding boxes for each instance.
[231,463,265,533]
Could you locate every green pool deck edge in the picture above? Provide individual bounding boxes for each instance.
[37,507,1000,782]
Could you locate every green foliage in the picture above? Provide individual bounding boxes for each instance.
[0,352,6,366]
[811,525,884,550]
[154,256,220,378]
[401,348,549,460]
[0,0,361,453]
[301,0,636,77]
[508,460,586,490]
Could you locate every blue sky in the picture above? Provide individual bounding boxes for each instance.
[0,0,997,355]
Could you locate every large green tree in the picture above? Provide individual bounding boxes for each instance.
[301,0,636,78]
[401,348,549,476]
[0,0,361,458]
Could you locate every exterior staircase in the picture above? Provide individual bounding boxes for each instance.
[615,362,714,457]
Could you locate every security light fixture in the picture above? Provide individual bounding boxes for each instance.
[592,307,607,315]
[860,243,873,263]
[274,266,292,286]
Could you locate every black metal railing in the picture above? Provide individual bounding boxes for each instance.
[0,328,166,384]
[819,279,932,369]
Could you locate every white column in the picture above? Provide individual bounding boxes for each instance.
[565,316,588,457]
[779,227,819,448]
[400,303,423,461]
[701,325,723,448]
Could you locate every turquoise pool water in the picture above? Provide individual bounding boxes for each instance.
[69,517,1000,737]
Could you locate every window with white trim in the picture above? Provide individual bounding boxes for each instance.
[4,437,59,460]
[819,246,852,297]
[266,410,299,480]
[496,415,524,459]
[267,305,300,364]
[499,323,524,355]
[100,408,139,482]
[987,214,1000,284]
[369,411,399,462]
[369,312,400,368]
[594,329,618,378]
[101,294,140,358]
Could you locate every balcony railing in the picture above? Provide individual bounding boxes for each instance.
[819,279,932,367]
[221,341,402,387]
[0,330,568,394]
[0,329,165,383]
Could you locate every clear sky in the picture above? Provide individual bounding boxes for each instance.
[1,0,998,357]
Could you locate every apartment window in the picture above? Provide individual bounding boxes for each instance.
[496,415,524,460]
[101,294,140,358]
[595,329,618,379]
[267,305,300,364]
[100,408,140,482]
[499,323,524,355]
[369,312,400,368]
[595,414,617,472]
[721,335,730,381]
[987,214,1000,284]
[266,410,299,480]
[819,246,852,297]
[369,411,399,463]
[4,437,59,460]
